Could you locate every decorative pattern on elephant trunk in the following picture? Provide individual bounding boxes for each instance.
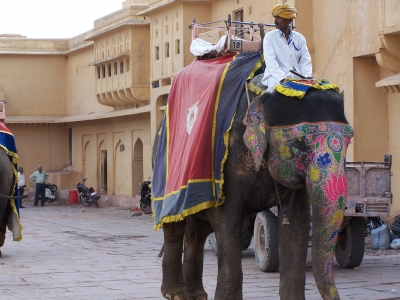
[268,122,353,298]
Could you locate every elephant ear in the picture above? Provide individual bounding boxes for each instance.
[243,96,268,172]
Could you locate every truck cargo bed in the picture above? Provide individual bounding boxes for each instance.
[345,154,392,217]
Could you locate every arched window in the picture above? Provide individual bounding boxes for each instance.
[106,40,110,57]
[100,42,105,59]
[125,33,130,52]
[119,36,123,53]
[95,45,99,60]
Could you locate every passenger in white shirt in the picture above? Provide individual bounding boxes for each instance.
[261,3,312,94]
[17,167,26,208]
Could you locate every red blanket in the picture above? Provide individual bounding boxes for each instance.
[153,52,262,229]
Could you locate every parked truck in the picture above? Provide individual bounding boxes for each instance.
[209,155,393,272]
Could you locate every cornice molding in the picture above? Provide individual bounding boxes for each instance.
[138,0,210,16]
[379,25,400,36]
[93,4,149,32]
[85,19,149,41]
[0,38,69,53]
[4,106,151,126]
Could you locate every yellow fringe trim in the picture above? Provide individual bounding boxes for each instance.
[312,82,339,91]
[247,83,265,96]
[275,80,339,99]
[247,59,263,81]
[211,56,235,201]
[8,198,23,242]
[154,200,217,230]
[218,111,237,204]
[0,144,18,165]
[275,85,308,99]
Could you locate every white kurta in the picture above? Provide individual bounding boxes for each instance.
[18,172,26,188]
[261,29,312,93]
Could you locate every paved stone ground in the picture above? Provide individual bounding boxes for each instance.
[1,203,400,300]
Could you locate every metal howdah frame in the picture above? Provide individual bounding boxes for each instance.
[189,14,295,53]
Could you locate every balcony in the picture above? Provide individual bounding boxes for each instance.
[96,85,149,108]
[89,51,150,108]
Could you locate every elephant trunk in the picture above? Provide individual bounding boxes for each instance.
[307,161,347,300]
[265,120,353,299]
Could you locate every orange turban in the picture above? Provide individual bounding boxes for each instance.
[271,4,297,20]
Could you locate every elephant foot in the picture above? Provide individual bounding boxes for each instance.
[165,294,185,300]
[187,295,207,300]
[0,250,2,257]
[187,290,207,300]
[161,285,187,300]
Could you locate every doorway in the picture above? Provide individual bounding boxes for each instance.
[132,138,143,196]
[101,150,107,192]
[233,9,244,38]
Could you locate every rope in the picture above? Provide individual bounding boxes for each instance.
[273,180,295,225]
[245,83,251,107]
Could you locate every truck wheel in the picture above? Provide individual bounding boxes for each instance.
[335,217,365,268]
[254,210,279,272]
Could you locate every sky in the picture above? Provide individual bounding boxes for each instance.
[0,0,124,39]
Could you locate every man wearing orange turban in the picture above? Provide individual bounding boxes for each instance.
[271,3,297,20]
[261,3,312,94]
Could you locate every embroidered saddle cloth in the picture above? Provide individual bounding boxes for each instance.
[152,52,262,230]
[276,78,339,99]
[243,77,341,172]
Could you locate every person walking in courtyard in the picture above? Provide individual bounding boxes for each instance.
[261,3,312,94]
[30,165,49,207]
[17,166,26,208]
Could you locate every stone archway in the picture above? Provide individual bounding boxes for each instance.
[83,140,92,178]
[114,139,124,195]
[98,139,107,193]
[132,138,143,196]
[155,94,168,127]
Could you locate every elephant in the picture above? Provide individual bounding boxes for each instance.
[154,77,353,300]
[0,148,16,256]
[0,133,24,257]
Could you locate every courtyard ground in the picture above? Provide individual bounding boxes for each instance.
[1,203,400,300]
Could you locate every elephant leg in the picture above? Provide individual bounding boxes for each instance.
[211,210,244,300]
[161,220,187,300]
[278,189,310,300]
[183,216,212,300]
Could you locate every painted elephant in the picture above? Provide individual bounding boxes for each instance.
[0,123,24,257]
[156,79,353,300]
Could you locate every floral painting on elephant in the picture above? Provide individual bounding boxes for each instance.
[241,79,354,298]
